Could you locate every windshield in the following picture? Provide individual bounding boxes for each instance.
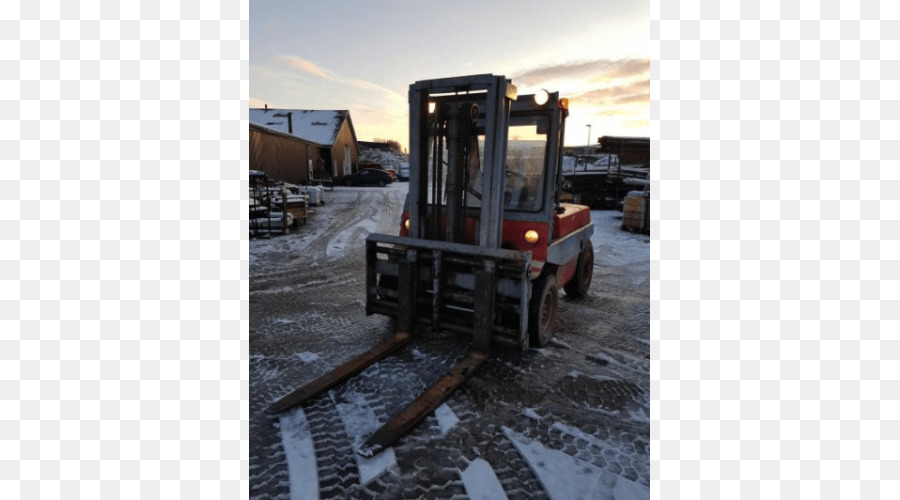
[426,122,548,212]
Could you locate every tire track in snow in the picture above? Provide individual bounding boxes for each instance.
[325,217,377,260]
[332,390,398,486]
[503,426,649,500]
[278,409,319,500]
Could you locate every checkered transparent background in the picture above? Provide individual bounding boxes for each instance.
[2,1,247,499]
[654,2,897,499]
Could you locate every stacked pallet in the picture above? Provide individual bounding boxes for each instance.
[621,191,650,234]
[250,170,309,237]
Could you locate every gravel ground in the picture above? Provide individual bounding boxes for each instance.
[249,182,650,499]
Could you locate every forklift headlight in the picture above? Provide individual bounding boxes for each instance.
[534,89,549,106]
[524,229,540,245]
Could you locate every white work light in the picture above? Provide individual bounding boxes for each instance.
[534,89,549,106]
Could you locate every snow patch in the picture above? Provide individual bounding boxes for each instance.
[627,408,650,424]
[612,474,650,500]
[333,391,397,485]
[590,406,622,418]
[460,458,507,500]
[504,426,649,500]
[326,218,377,260]
[522,408,541,421]
[549,338,572,349]
[434,403,459,436]
[551,421,604,449]
[589,210,649,268]
[292,352,319,363]
[251,357,283,383]
[278,409,319,500]
[587,352,615,366]
[502,426,602,500]
[249,231,317,257]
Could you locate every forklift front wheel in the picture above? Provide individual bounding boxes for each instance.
[529,275,558,347]
[564,245,594,298]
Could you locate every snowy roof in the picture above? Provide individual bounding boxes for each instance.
[249,109,350,146]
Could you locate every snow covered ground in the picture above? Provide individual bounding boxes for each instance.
[250,184,649,499]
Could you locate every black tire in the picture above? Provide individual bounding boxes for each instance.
[564,245,594,297]
[378,179,386,187]
[528,274,558,347]
[344,179,353,186]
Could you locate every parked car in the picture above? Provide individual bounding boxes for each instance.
[398,163,409,181]
[343,168,394,187]
[383,168,398,180]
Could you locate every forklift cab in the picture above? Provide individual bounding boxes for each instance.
[407,75,568,254]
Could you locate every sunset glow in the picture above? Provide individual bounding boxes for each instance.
[250,0,649,149]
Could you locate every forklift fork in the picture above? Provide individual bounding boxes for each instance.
[267,236,528,457]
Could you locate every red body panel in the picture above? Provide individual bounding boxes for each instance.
[552,203,592,239]
[399,204,590,283]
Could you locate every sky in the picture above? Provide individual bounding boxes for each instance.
[250,0,650,150]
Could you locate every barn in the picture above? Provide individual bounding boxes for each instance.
[249,124,324,185]
[249,108,360,183]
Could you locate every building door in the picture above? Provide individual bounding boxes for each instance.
[344,145,351,176]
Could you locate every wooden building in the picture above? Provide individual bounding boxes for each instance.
[249,124,323,185]
[249,108,360,182]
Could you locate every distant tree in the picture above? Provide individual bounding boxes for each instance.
[372,138,402,152]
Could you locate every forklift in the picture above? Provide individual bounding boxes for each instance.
[268,74,595,457]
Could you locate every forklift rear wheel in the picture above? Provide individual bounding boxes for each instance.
[529,275,558,347]
[564,245,594,297]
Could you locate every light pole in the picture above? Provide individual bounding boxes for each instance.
[586,124,592,153]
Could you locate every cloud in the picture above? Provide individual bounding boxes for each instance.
[574,79,649,105]
[513,58,649,87]
[511,58,650,123]
[283,56,334,81]
[280,55,403,101]
[590,59,651,81]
